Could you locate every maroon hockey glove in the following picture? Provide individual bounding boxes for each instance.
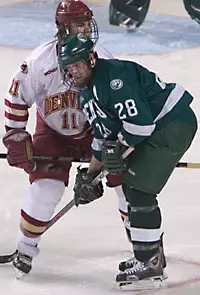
[3,129,33,174]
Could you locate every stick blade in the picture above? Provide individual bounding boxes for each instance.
[0,250,17,264]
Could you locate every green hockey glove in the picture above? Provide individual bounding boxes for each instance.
[73,167,104,207]
[102,140,126,174]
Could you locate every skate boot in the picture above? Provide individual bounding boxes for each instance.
[13,251,33,279]
[120,16,137,30]
[116,252,164,290]
[109,3,137,30]
[109,3,122,26]
[119,233,167,274]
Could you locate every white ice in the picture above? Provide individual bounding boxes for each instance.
[1,7,200,295]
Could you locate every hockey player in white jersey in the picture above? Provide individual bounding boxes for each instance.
[2,0,130,278]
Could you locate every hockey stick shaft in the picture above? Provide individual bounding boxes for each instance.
[45,199,75,231]
[1,153,200,168]
[176,162,200,169]
[33,156,90,162]
[0,153,90,162]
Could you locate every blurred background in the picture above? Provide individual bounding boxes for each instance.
[0,0,199,55]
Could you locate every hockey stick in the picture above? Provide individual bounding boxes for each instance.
[1,153,200,168]
[91,146,135,185]
[176,162,200,169]
[0,147,134,264]
[0,153,90,162]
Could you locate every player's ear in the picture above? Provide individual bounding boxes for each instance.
[90,51,97,67]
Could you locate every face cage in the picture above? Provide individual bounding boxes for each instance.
[90,18,99,45]
[60,64,76,88]
[56,18,99,45]
[60,57,95,88]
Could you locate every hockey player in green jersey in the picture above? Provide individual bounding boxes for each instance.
[58,35,197,289]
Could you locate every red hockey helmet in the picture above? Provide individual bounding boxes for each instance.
[55,1,99,44]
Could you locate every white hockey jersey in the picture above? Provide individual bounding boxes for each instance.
[4,40,113,138]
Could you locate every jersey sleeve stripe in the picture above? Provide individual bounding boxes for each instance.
[154,84,185,122]
[5,111,28,122]
[123,121,155,136]
[5,98,28,110]
[5,105,28,117]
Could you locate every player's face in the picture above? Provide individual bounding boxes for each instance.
[70,20,92,39]
[58,18,98,45]
[67,61,92,87]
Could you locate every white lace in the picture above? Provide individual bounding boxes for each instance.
[125,257,137,268]
[126,260,145,275]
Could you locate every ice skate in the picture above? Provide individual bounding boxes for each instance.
[109,3,137,30]
[119,232,167,280]
[119,17,137,31]
[116,252,164,290]
[13,251,33,279]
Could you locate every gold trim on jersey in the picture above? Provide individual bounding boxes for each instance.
[5,105,28,116]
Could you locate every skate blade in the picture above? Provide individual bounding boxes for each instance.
[119,23,136,31]
[14,268,28,280]
[126,25,137,32]
[117,276,165,291]
[163,271,168,280]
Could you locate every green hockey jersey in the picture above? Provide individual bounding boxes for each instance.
[78,58,193,161]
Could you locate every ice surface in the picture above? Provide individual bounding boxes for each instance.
[0,1,199,54]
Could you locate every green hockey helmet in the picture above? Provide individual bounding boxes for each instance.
[58,34,95,86]
[58,34,94,67]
